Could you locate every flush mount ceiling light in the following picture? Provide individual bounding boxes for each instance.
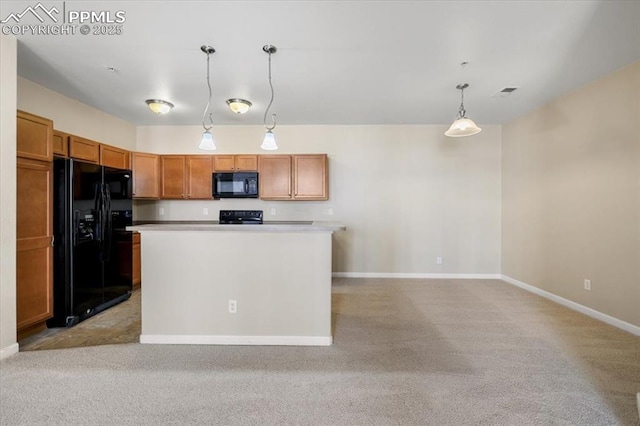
[145,99,174,115]
[444,83,482,137]
[261,44,278,151]
[198,45,217,151]
[226,98,252,114]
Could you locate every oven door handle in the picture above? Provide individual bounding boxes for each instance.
[244,179,249,194]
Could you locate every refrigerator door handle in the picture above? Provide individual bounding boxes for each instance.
[103,184,113,262]
[73,210,79,247]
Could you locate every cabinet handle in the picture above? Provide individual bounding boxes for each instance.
[181,194,185,199]
[51,235,55,247]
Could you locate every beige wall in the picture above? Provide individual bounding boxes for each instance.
[136,124,503,275]
[17,77,136,150]
[502,61,640,327]
[0,34,18,357]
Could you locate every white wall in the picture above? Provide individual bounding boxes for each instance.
[17,77,136,150]
[136,124,503,275]
[502,61,640,327]
[0,34,18,358]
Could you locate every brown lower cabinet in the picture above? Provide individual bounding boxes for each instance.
[16,158,54,338]
[132,232,141,287]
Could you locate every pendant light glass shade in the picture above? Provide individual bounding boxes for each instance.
[445,83,482,138]
[199,130,216,151]
[260,130,278,150]
[444,118,482,137]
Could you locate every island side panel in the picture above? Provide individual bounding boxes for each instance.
[139,230,332,345]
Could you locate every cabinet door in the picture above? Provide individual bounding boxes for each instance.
[17,111,53,162]
[52,130,69,158]
[69,135,100,163]
[235,155,258,171]
[214,155,258,171]
[131,152,160,199]
[160,155,186,199]
[293,154,328,200]
[213,155,235,171]
[16,158,54,331]
[258,155,292,200]
[132,233,141,288]
[186,156,213,199]
[100,144,130,169]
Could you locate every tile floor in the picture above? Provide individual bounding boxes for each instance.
[19,289,141,351]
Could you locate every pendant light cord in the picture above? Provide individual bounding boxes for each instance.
[263,51,276,131]
[202,52,213,132]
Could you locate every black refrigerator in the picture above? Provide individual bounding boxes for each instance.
[49,158,133,327]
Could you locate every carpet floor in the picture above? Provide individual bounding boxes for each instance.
[1,278,639,425]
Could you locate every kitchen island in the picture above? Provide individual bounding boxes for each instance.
[127,221,345,346]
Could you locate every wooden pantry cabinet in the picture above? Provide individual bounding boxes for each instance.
[131,152,160,199]
[160,155,213,199]
[258,154,328,201]
[16,111,54,338]
[17,111,53,162]
[214,155,258,172]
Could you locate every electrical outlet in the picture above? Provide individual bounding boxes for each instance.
[203,208,209,215]
[327,208,334,216]
[436,256,443,265]
[271,208,276,215]
[228,299,237,313]
[159,207,165,216]
[584,279,591,291]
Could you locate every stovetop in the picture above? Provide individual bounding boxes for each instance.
[219,210,263,224]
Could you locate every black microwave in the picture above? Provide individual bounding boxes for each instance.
[213,172,259,198]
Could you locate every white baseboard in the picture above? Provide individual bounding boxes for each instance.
[140,334,332,346]
[332,272,502,279]
[0,343,19,360]
[501,275,640,336]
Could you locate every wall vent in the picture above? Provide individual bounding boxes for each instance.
[491,87,519,98]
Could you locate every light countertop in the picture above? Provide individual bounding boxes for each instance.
[127,221,346,233]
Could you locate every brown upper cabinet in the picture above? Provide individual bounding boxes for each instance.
[259,154,328,201]
[131,152,160,199]
[160,155,186,199]
[214,155,258,172]
[17,110,53,162]
[69,135,100,164]
[258,155,293,200]
[52,130,69,158]
[159,155,213,199]
[186,156,213,199]
[100,144,130,170]
[293,154,328,200]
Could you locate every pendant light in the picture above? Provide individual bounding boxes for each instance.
[199,45,217,150]
[444,83,482,137]
[261,45,278,151]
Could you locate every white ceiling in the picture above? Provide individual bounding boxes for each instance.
[3,1,639,126]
